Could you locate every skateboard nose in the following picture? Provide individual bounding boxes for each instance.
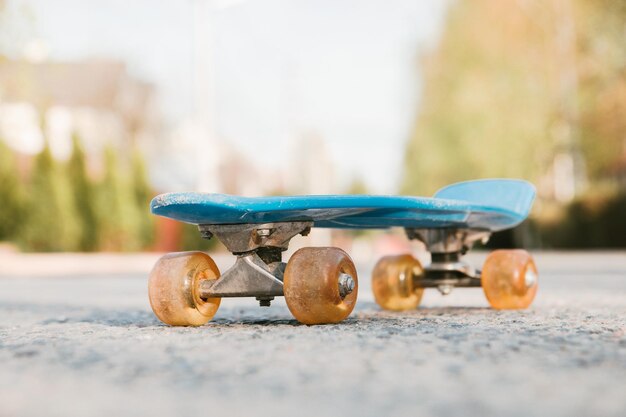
[338,273,355,298]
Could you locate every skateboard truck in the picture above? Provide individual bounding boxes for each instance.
[196,222,314,306]
[405,228,490,295]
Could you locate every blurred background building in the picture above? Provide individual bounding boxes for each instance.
[0,58,157,165]
[0,0,625,252]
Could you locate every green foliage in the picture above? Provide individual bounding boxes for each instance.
[67,135,99,251]
[576,0,626,181]
[536,191,626,248]
[0,140,24,240]
[130,148,155,248]
[402,0,557,195]
[401,0,626,247]
[20,143,80,251]
[96,146,142,251]
[0,136,160,252]
[402,0,626,195]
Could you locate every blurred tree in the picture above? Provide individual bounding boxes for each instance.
[402,0,560,195]
[402,0,626,247]
[402,0,626,196]
[537,189,626,248]
[130,148,155,249]
[67,135,100,251]
[0,140,24,241]
[96,146,142,251]
[20,143,80,251]
[576,0,626,183]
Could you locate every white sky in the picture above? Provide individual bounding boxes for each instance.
[11,0,448,193]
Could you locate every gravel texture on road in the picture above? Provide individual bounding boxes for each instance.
[0,252,625,417]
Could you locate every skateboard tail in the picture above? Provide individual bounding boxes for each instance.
[434,179,535,220]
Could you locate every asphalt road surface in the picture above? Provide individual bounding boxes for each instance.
[0,252,625,417]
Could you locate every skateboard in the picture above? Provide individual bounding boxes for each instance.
[148,179,538,326]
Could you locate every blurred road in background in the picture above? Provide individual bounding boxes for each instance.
[0,251,624,417]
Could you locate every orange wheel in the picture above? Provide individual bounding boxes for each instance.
[148,251,221,326]
[372,254,424,311]
[284,247,358,325]
[481,249,538,310]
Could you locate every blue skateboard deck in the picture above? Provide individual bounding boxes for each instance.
[151,179,535,232]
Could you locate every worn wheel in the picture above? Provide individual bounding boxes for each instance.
[372,254,424,311]
[148,251,221,326]
[481,249,538,310]
[284,247,358,325]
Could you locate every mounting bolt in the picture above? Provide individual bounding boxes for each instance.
[256,297,273,307]
[338,273,355,298]
[200,229,213,240]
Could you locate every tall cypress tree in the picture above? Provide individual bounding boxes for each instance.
[130,148,154,249]
[20,142,80,251]
[96,145,141,251]
[67,135,99,251]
